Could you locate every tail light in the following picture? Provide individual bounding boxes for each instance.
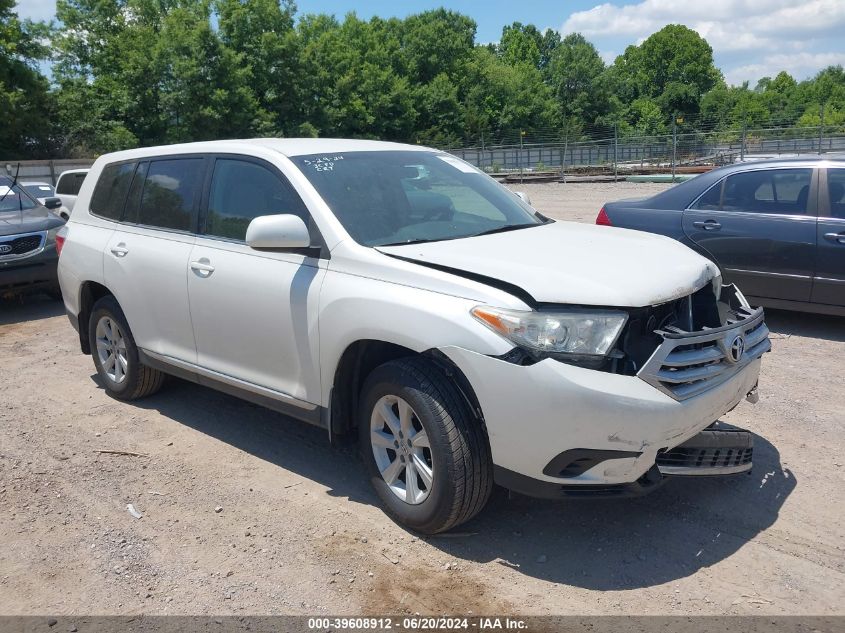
[55,227,67,256]
[596,207,612,226]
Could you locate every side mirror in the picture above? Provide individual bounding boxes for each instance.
[514,191,532,205]
[246,214,311,250]
[44,197,62,210]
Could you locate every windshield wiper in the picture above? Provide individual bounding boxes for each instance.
[469,222,544,238]
[379,237,443,247]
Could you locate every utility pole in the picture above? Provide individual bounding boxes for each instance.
[671,114,677,182]
[480,130,485,171]
[613,122,619,182]
[740,121,747,162]
[819,103,825,155]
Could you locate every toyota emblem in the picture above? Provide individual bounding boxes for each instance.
[728,335,745,363]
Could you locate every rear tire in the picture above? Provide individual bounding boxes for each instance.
[88,295,165,400]
[359,357,493,533]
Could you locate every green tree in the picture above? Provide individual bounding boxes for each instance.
[499,22,541,68]
[0,0,53,158]
[547,33,608,133]
[611,24,721,118]
[215,0,299,133]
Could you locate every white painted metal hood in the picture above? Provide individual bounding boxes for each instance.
[376,221,720,307]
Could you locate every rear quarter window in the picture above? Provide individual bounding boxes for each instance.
[90,163,136,220]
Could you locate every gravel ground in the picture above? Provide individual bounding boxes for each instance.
[1,181,843,616]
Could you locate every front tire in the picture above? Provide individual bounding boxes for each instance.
[359,357,493,534]
[88,295,164,400]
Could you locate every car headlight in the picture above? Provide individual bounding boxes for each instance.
[471,305,627,361]
[46,226,60,242]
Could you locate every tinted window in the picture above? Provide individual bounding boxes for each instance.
[722,169,812,215]
[827,169,845,219]
[90,162,136,220]
[136,158,203,231]
[206,159,308,241]
[123,162,148,224]
[56,172,86,195]
[692,180,722,210]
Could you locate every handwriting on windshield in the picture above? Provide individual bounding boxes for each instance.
[302,156,344,172]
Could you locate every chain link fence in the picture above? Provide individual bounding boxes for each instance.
[447,124,845,180]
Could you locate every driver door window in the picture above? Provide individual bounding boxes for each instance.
[205,159,309,241]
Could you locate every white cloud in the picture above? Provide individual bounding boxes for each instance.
[725,52,845,86]
[561,0,845,84]
[15,0,56,22]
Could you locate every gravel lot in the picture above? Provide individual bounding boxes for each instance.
[1,181,843,616]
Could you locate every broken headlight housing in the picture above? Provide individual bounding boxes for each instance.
[471,305,627,365]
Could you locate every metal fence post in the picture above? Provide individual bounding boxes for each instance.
[819,104,825,155]
[613,122,618,182]
[671,116,677,182]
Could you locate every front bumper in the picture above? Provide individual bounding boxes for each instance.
[440,344,763,493]
[0,244,58,292]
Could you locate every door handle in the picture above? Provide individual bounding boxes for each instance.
[190,260,215,276]
[823,232,845,244]
[693,220,722,231]
[110,244,129,257]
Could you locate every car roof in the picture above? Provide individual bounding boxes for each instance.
[93,138,434,164]
[20,181,52,186]
[58,169,90,175]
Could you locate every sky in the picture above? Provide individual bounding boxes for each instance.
[16,0,845,86]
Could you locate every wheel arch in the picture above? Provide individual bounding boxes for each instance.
[327,339,485,440]
[77,280,116,354]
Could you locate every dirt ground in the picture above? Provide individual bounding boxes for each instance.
[1,182,843,616]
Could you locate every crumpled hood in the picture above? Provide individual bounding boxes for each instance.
[377,221,719,307]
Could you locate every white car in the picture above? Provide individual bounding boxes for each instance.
[56,139,769,533]
[54,168,90,217]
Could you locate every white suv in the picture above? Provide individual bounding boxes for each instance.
[57,139,770,533]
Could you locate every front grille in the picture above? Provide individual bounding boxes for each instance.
[637,285,771,401]
[0,232,46,258]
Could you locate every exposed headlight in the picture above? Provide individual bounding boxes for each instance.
[47,226,60,242]
[471,305,627,360]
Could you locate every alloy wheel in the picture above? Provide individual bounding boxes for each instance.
[370,394,434,505]
[95,316,128,384]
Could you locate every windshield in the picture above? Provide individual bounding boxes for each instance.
[23,183,54,198]
[291,151,545,247]
[0,182,39,213]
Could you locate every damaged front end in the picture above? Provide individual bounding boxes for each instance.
[633,283,770,401]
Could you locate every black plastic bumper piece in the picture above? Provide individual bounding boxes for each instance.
[542,448,643,478]
[656,427,753,475]
[494,464,666,500]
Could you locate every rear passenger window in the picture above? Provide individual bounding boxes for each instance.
[691,180,722,210]
[137,158,203,231]
[205,159,308,241]
[826,169,845,219]
[90,162,135,220]
[722,169,812,215]
[56,172,86,195]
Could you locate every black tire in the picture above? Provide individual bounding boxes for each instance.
[88,295,165,400]
[359,357,493,534]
